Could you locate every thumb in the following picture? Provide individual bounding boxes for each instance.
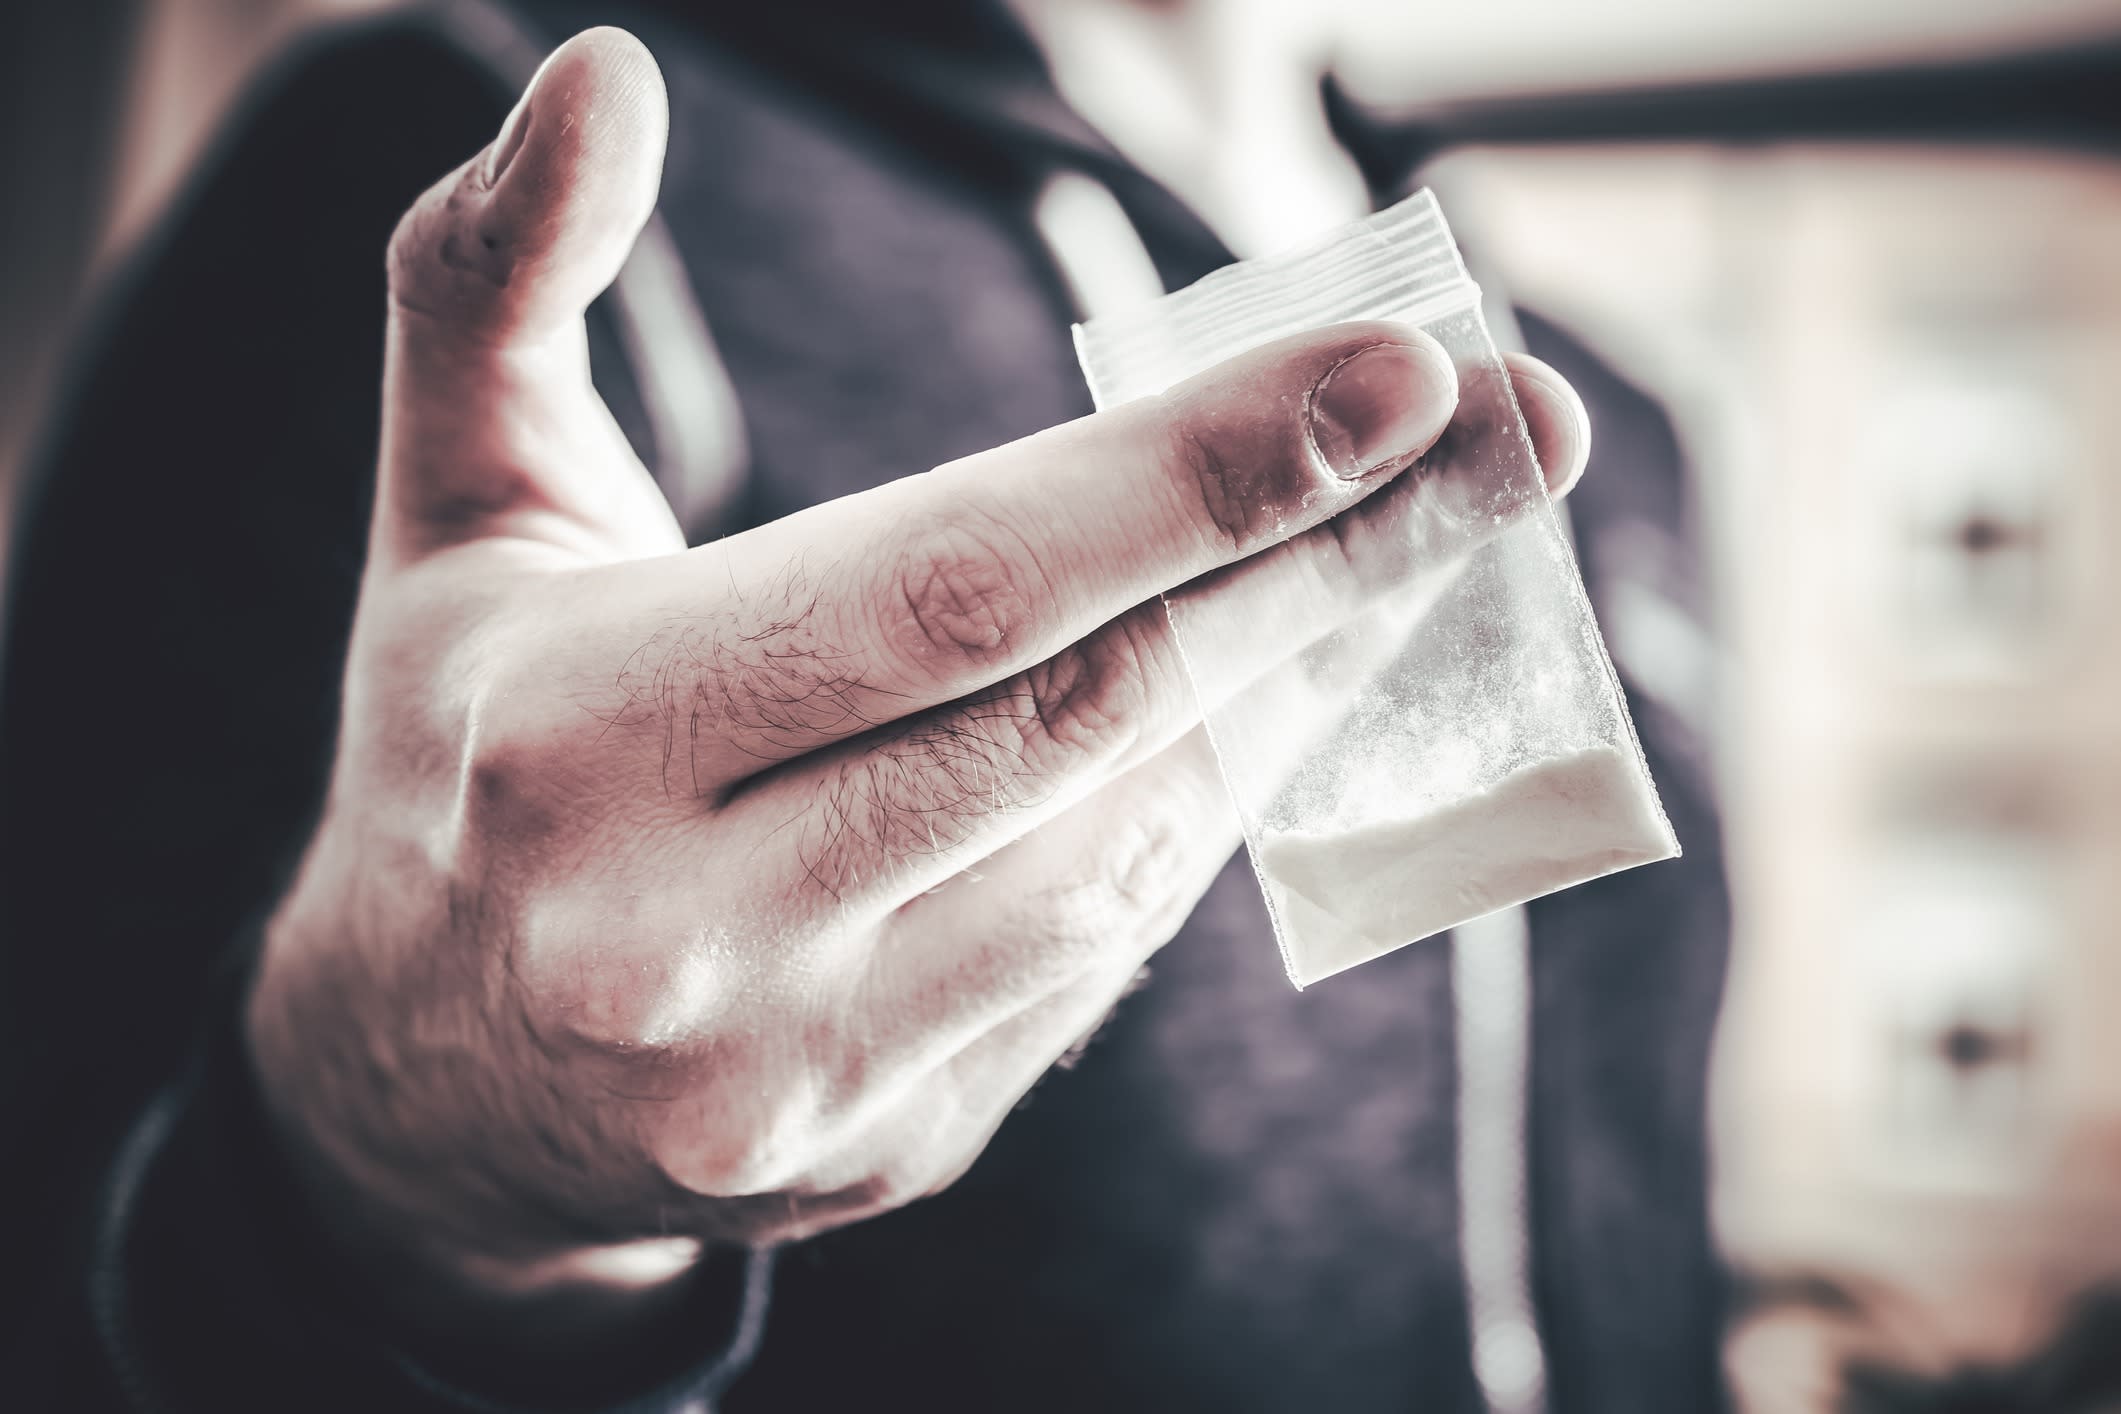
[377,28,675,559]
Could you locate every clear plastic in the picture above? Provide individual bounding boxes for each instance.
[1075,191,1679,987]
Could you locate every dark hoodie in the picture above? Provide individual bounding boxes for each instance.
[1,2,1729,1409]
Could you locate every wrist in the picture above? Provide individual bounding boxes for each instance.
[243,903,707,1377]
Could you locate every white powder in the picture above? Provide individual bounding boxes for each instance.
[1256,744,1677,987]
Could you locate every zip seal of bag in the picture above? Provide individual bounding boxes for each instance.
[1075,190,1679,987]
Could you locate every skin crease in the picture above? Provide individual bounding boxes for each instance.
[244,26,1595,1371]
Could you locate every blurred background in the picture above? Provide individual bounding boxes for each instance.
[5,1,2120,1408]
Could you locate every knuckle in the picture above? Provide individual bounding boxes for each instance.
[506,926,683,1061]
[891,631,1144,815]
[652,1047,827,1198]
[883,511,1046,677]
[495,861,754,1070]
[456,692,601,855]
[795,620,1164,890]
[533,960,684,1059]
[1165,418,1281,555]
[1012,622,1151,769]
[1099,802,1198,924]
[461,736,559,848]
[385,163,510,326]
[1048,802,1196,951]
[981,793,1207,1004]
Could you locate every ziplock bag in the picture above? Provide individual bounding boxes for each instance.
[1074,191,1678,986]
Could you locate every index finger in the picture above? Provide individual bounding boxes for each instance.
[587,321,1463,783]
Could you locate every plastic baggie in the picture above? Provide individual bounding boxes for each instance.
[1073,190,1679,987]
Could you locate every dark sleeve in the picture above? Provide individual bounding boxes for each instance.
[0,18,761,1411]
[78,936,771,1414]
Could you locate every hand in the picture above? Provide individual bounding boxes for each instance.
[246,27,1591,1355]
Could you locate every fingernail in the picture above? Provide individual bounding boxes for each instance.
[481,85,536,188]
[1511,365,1592,494]
[1308,335,1458,480]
